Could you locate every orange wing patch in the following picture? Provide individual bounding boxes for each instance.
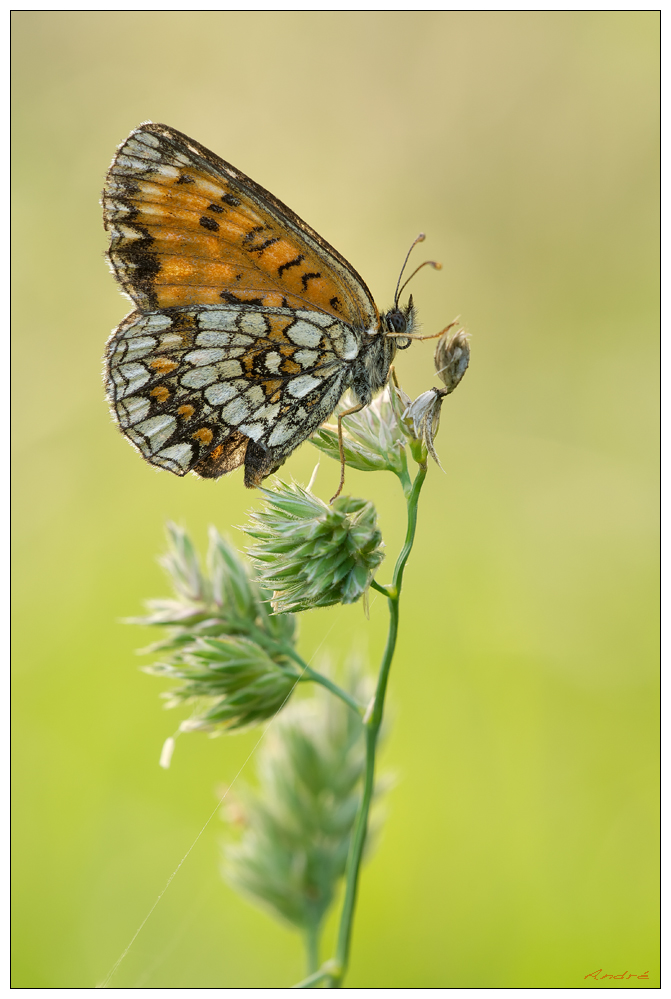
[149,357,178,374]
[150,385,170,403]
[192,427,214,445]
[103,127,377,329]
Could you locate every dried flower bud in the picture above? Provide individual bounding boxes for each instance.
[398,329,470,466]
[404,389,445,467]
[244,481,384,613]
[434,328,470,394]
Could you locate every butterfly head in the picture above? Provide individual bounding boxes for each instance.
[382,295,417,350]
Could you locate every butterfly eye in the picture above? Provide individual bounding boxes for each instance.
[386,310,407,333]
[395,336,412,350]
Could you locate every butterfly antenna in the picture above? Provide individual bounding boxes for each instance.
[394,233,426,308]
[396,259,443,302]
[394,234,443,308]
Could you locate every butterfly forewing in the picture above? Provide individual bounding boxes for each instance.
[105,304,356,482]
[103,123,379,330]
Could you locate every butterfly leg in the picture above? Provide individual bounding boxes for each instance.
[330,403,365,504]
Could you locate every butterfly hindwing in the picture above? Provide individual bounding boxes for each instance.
[102,123,379,332]
[105,304,356,483]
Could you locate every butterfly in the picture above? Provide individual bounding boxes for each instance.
[102,123,445,496]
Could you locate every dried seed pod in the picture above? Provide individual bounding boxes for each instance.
[434,327,470,395]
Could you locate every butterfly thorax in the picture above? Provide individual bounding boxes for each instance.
[349,299,416,406]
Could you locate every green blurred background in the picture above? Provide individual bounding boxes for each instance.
[12,11,658,988]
